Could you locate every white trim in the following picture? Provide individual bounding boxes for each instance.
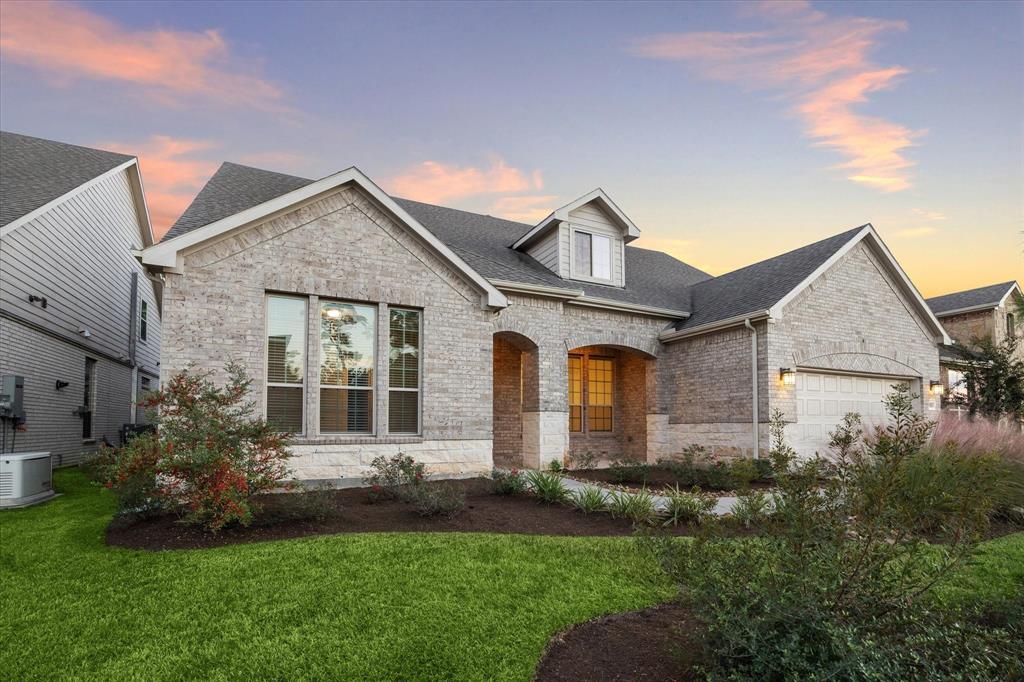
[489,279,584,299]
[659,311,771,343]
[141,167,508,309]
[1,159,154,249]
[566,297,689,319]
[570,229,615,284]
[795,366,920,381]
[998,281,1022,307]
[386,306,423,436]
[511,188,641,250]
[767,224,951,345]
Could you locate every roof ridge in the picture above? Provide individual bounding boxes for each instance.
[925,280,1018,302]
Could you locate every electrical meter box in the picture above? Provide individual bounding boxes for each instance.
[0,375,25,419]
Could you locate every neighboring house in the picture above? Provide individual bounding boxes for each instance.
[0,132,161,466]
[141,162,948,479]
[926,280,1023,400]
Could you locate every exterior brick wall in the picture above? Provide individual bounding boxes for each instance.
[0,318,132,466]
[492,335,523,468]
[161,185,494,480]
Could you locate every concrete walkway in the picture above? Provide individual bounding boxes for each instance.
[554,475,740,516]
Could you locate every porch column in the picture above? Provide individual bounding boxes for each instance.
[521,341,568,469]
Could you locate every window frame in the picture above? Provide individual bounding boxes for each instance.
[265,293,308,436]
[568,354,583,433]
[571,229,614,283]
[387,307,423,435]
[318,298,377,436]
[82,357,96,441]
[139,300,148,342]
[567,353,614,435]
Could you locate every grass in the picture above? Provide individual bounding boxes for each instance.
[2,470,1021,681]
[0,470,670,681]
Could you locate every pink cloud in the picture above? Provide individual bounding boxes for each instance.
[489,195,559,223]
[630,2,920,192]
[102,136,219,239]
[388,158,543,204]
[0,1,283,109]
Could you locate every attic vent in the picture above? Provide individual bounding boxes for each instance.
[0,471,12,497]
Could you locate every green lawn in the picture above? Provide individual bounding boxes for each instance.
[1,471,1021,681]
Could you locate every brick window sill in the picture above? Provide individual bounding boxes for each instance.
[289,435,425,446]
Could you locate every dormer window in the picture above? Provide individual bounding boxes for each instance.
[573,231,612,281]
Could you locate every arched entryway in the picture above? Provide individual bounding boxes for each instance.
[492,331,540,469]
[566,344,656,465]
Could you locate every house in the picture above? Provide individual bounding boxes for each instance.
[926,280,1023,400]
[141,162,948,480]
[0,132,161,465]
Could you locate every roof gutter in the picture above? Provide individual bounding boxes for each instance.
[489,279,584,300]
[659,310,772,343]
[566,297,690,319]
[933,303,1002,318]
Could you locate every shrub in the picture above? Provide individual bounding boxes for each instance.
[726,457,759,492]
[92,363,293,531]
[662,485,716,527]
[258,483,339,525]
[607,488,660,525]
[731,489,771,528]
[546,459,563,473]
[363,452,424,501]
[526,470,569,504]
[570,486,607,514]
[409,482,466,518]
[490,468,527,496]
[567,450,598,470]
[642,386,1016,680]
[608,459,651,484]
[89,435,164,517]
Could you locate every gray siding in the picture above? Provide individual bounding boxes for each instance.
[526,227,561,276]
[0,169,159,463]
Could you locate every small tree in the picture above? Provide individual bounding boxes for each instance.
[94,363,293,531]
[951,337,1024,421]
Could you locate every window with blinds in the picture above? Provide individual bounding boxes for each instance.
[587,357,613,432]
[266,295,307,433]
[389,309,421,434]
[568,355,583,432]
[320,300,376,433]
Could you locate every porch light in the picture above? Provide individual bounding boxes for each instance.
[780,368,796,385]
[930,380,944,396]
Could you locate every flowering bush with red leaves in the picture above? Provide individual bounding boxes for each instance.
[93,362,294,531]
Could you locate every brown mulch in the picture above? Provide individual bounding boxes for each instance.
[105,478,710,551]
[534,603,702,681]
[569,467,776,496]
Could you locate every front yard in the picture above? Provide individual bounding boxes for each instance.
[1,469,1021,681]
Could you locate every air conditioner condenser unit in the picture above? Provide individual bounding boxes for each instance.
[0,452,56,508]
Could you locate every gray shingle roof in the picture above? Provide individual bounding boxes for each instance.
[673,225,868,330]
[1,131,134,227]
[161,162,712,312]
[926,281,1019,316]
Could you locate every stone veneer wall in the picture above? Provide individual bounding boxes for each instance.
[940,309,995,348]
[160,185,494,481]
[767,240,942,428]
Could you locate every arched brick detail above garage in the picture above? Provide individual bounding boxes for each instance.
[792,342,921,377]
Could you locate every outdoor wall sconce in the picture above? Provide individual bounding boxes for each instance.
[929,380,944,396]
[28,294,47,308]
[78,327,92,338]
[780,367,796,385]
[55,380,69,390]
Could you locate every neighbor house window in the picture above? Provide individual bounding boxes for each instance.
[320,301,376,433]
[82,358,96,439]
[1008,313,1016,339]
[266,295,307,433]
[947,369,967,398]
[139,301,148,342]
[568,355,583,432]
[587,357,613,432]
[573,231,612,280]
[388,309,421,434]
[567,354,613,433]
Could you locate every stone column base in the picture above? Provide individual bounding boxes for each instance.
[522,411,569,469]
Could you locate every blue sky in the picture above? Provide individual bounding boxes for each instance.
[1,0,1020,294]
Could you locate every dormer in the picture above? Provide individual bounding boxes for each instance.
[512,189,640,287]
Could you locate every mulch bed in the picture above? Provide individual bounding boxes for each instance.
[569,467,776,496]
[106,478,708,551]
[534,603,702,681]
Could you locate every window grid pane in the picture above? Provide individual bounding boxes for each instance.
[568,355,583,432]
[389,309,421,434]
[267,296,306,433]
[574,232,591,277]
[587,357,613,432]
[319,301,375,433]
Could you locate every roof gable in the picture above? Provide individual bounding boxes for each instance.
[511,189,641,250]
[926,281,1021,316]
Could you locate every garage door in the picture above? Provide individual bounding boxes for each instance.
[792,371,912,458]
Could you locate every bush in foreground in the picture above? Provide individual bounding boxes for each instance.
[92,363,293,531]
[643,386,1021,680]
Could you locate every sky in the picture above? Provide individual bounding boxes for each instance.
[1,0,1020,296]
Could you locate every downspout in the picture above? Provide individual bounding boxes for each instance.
[128,273,139,425]
[743,318,759,458]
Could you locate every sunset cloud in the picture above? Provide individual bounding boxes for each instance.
[630,0,920,192]
[388,158,543,204]
[102,136,219,239]
[0,1,283,109]
[489,195,559,223]
[912,208,947,221]
[893,226,938,239]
